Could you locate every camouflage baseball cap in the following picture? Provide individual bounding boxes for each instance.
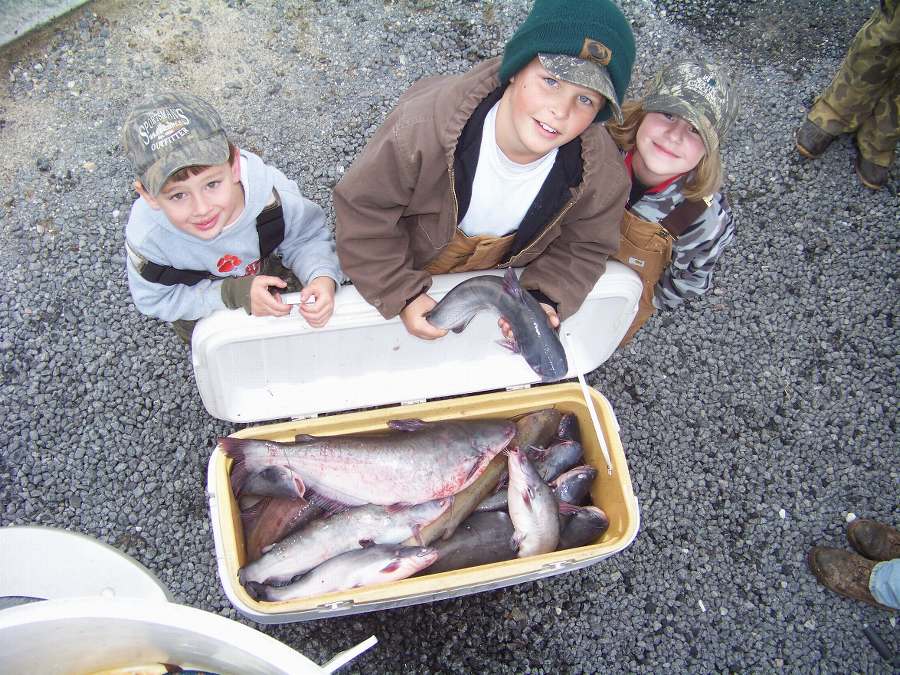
[643,59,739,154]
[538,53,623,123]
[121,92,230,196]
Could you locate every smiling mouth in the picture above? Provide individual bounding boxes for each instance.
[193,215,219,231]
[653,142,679,158]
[535,119,559,135]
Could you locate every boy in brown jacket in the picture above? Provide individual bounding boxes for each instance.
[334,0,635,339]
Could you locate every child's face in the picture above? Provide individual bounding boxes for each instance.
[496,58,604,164]
[136,158,244,240]
[632,112,706,186]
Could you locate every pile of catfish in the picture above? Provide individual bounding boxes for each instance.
[219,408,609,603]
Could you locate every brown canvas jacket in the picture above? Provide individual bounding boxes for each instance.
[334,57,628,320]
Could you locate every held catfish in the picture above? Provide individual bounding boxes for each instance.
[425,268,568,382]
[219,418,515,506]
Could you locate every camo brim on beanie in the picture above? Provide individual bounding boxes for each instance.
[499,0,635,123]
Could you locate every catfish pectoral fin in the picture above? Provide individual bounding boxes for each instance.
[510,532,522,553]
[306,490,351,516]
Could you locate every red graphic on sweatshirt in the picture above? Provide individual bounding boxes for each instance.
[217,255,241,273]
[243,259,261,276]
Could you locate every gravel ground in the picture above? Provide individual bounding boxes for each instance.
[1,0,897,672]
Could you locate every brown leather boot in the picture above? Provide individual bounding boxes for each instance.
[795,119,835,159]
[848,519,900,561]
[808,547,892,609]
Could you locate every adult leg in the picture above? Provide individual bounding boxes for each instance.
[869,559,900,610]
[808,2,900,138]
[854,71,900,187]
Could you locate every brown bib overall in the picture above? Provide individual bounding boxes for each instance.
[612,197,711,345]
[424,228,515,274]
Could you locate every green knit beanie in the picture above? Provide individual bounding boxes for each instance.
[499,0,636,122]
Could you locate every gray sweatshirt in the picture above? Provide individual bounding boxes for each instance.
[125,150,341,321]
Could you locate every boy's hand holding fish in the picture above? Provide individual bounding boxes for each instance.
[498,302,559,341]
[402,293,450,340]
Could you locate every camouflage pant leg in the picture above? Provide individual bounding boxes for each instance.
[856,71,900,166]
[261,255,302,292]
[171,319,196,344]
[808,0,900,165]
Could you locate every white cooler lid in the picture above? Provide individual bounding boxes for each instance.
[192,263,641,423]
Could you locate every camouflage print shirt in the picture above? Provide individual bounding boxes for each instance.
[628,170,735,311]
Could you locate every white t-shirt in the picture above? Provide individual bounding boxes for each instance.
[458,102,558,237]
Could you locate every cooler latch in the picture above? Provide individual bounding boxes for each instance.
[400,398,427,406]
[505,383,532,392]
[318,599,355,610]
[291,412,319,421]
[541,559,578,572]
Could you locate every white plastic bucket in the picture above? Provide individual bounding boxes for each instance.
[0,596,375,674]
[0,526,377,673]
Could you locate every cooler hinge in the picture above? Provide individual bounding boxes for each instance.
[541,559,578,572]
[505,383,532,392]
[400,398,427,406]
[317,599,355,611]
[291,412,319,421]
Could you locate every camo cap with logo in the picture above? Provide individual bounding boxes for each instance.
[122,92,230,196]
[643,59,739,155]
[538,52,622,123]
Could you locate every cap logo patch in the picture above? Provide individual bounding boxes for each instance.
[679,73,726,111]
[579,38,612,66]
[138,106,192,152]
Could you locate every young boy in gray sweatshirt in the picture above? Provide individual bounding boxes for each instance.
[122,92,342,342]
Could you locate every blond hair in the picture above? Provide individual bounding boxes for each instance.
[606,101,723,200]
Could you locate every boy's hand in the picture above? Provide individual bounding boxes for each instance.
[298,276,337,328]
[498,303,559,340]
[401,293,449,340]
[249,275,291,317]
